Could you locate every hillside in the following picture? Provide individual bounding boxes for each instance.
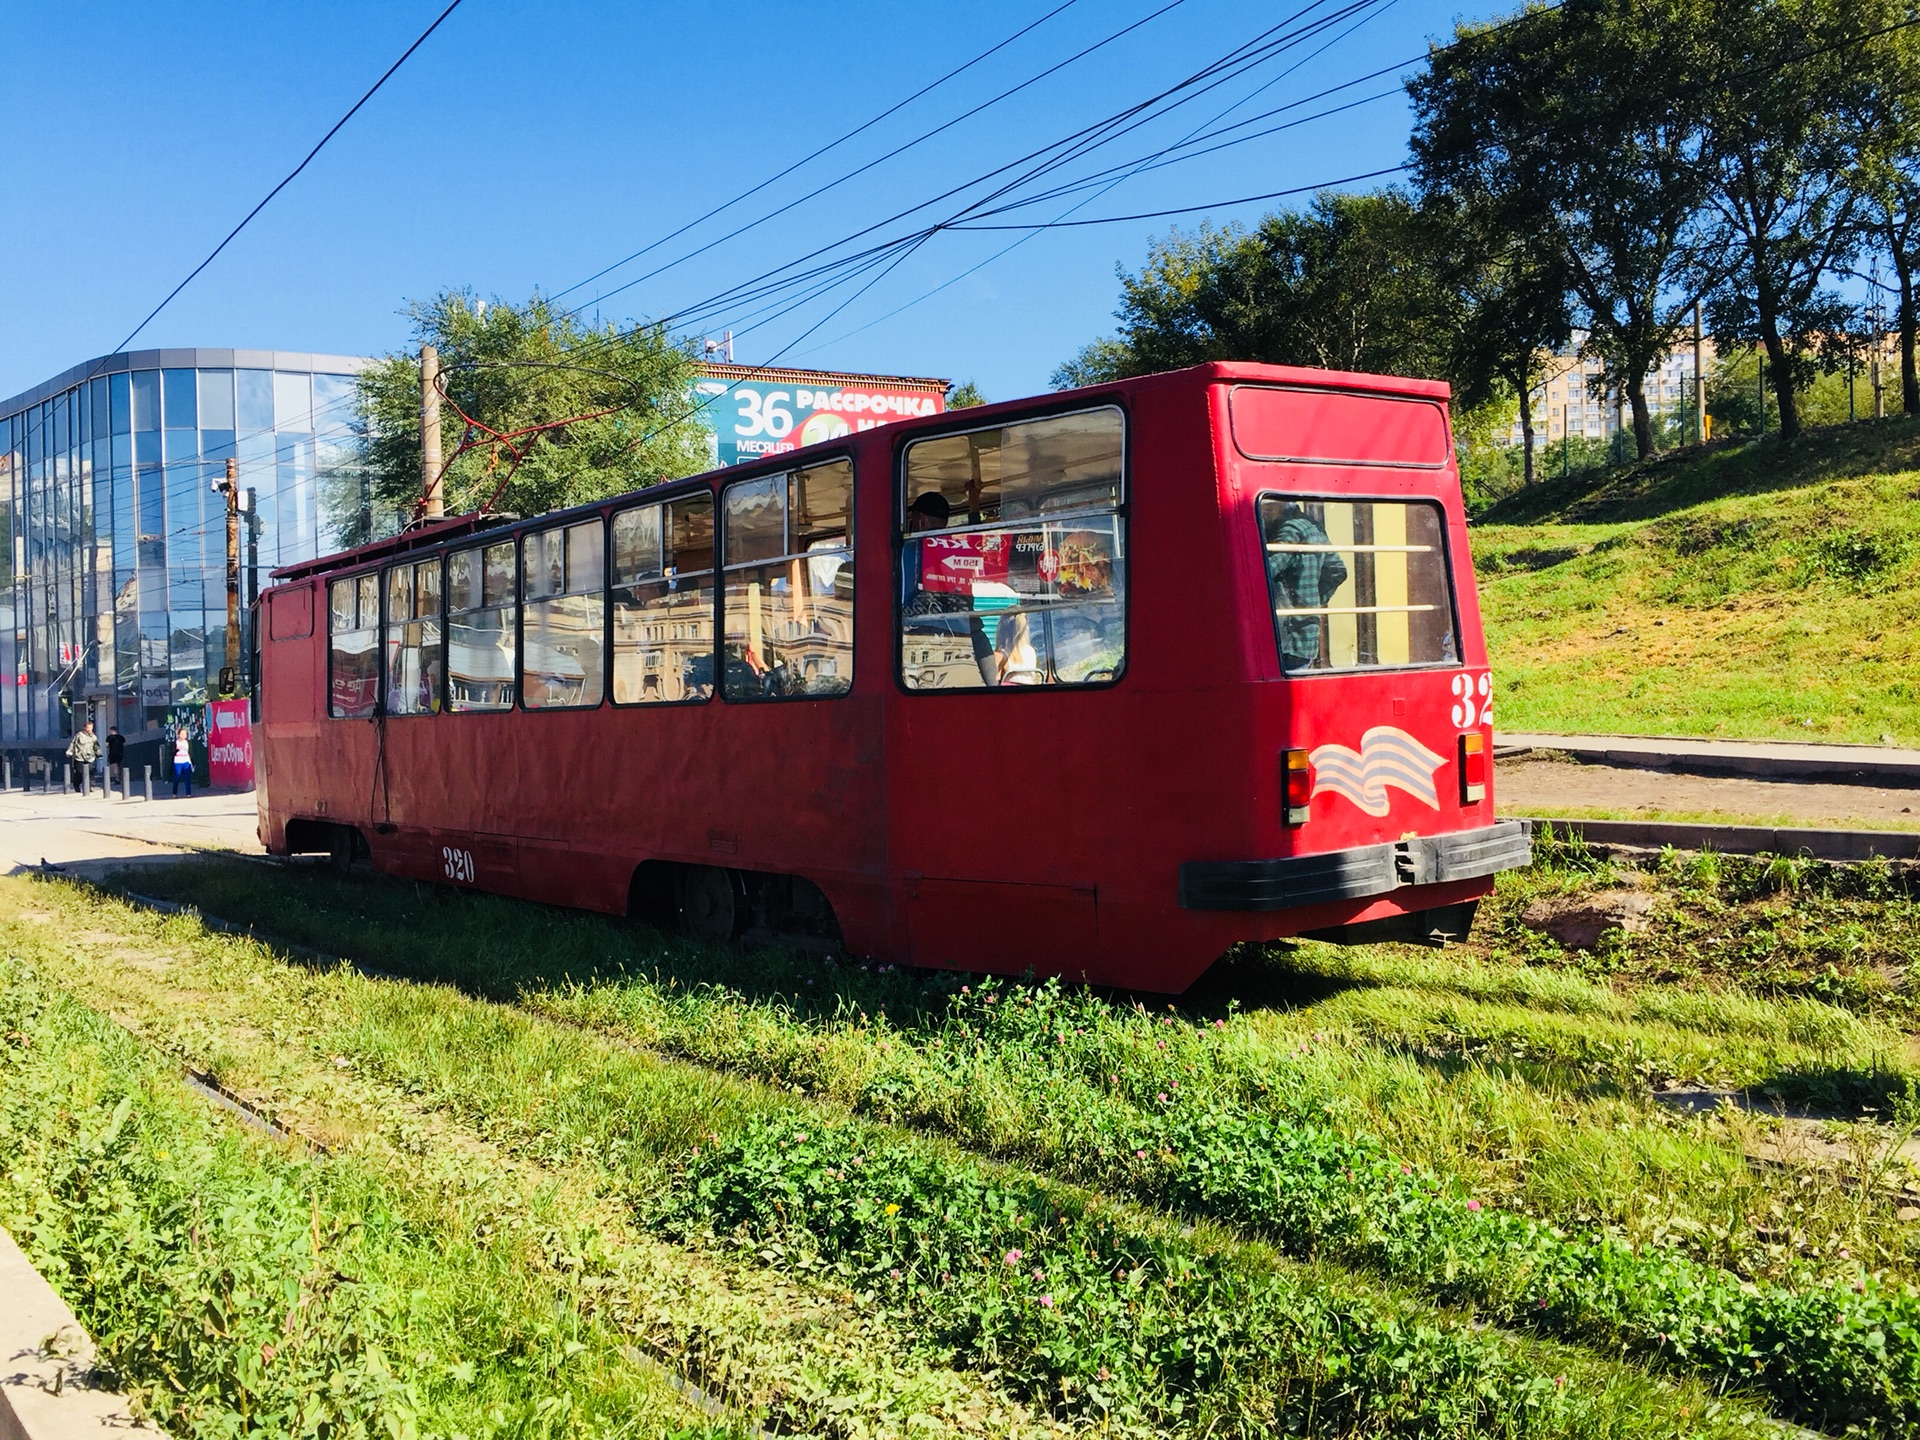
[1470,416,1920,745]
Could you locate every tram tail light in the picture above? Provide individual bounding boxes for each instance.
[1460,731,1487,804]
[1283,749,1313,825]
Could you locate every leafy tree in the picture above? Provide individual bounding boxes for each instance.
[1412,0,1716,459]
[1695,0,1875,440]
[1048,190,1459,386]
[1851,9,1920,414]
[1412,190,1572,487]
[340,291,709,545]
[946,380,987,408]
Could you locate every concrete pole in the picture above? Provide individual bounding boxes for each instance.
[143,765,153,803]
[1692,303,1705,445]
[421,345,444,519]
[224,457,241,693]
[2,759,9,791]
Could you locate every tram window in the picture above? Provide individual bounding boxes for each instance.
[384,556,444,716]
[1257,496,1458,673]
[611,494,714,705]
[327,573,379,718]
[447,539,518,711]
[521,519,605,709]
[720,459,853,701]
[899,408,1125,690]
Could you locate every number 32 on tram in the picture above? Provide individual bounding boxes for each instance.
[255,361,1530,993]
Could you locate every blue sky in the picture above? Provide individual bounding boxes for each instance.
[0,0,1483,405]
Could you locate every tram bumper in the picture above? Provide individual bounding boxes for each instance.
[1178,819,1532,911]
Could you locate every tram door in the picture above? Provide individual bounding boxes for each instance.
[890,406,1128,979]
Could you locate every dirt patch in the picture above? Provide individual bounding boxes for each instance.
[1520,888,1659,951]
[1498,754,1920,828]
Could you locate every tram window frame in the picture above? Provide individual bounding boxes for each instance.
[609,489,718,706]
[1255,492,1462,676]
[894,403,1129,695]
[445,538,519,712]
[518,517,607,711]
[719,456,856,704]
[326,570,380,719]
[383,554,445,717]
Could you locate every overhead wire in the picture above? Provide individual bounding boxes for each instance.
[98,0,467,367]
[551,0,1088,304]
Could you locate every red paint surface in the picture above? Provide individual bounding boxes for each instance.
[256,362,1499,991]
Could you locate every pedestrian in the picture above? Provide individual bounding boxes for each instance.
[65,719,101,792]
[170,725,194,797]
[105,725,126,787]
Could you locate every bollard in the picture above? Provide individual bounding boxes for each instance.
[121,766,131,802]
[143,764,153,803]
[81,766,90,798]
[2,759,9,791]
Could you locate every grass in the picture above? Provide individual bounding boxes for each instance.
[1471,414,1920,744]
[1505,801,1920,832]
[0,871,1781,1440]
[66,845,1920,1434]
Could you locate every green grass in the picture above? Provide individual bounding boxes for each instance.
[0,953,732,1440]
[0,873,1780,1440]
[77,850,1920,1434]
[1471,415,1920,744]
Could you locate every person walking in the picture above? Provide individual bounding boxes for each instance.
[170,726,194,797]
[65,719,101,792]
[105,725,126,787]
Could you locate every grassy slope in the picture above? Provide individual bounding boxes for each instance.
[1471,416,1920,744]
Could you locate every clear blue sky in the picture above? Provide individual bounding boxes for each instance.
[0,0,1486,405]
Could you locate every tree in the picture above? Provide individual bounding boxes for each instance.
[342,290,710,545]
[1049,190,1460,386]
[946,380,987,408]
[1852,9,1920,415]
[1695,0,1874,440]
[1411,0,1716,459]
[1412,189,1572,488]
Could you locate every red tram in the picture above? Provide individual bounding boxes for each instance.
[255,362,1529,993]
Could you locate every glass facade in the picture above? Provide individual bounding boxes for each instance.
[0,348,370,747]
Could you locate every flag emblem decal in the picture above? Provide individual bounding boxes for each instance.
[1309,727,1447,817]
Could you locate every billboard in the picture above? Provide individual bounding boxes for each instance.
[694,369,946,467]
[206,697,254,790]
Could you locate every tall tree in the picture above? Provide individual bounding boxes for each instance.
[1049,190,1460,387]
[1696,0,1873,440]
[1411,176,1573,487]
[1411,0,1715,458]
[339,291,709,545]
[1852,9,1920,414]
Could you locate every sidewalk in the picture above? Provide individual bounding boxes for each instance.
[0,787,263,878]
[1497,731,1920,786]
[1,1226,159,1438]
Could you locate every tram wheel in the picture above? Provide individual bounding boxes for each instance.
[681,865,738,942]
[327,825,361,877]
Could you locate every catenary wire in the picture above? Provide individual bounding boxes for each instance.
[550,0,1088,304]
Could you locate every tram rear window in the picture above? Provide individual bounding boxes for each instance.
[1258,496,1458,673]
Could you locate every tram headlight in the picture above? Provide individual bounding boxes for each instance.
[1459,731,1487,804]
[1283,749,1313,825]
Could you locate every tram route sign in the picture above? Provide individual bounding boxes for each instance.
[692,367,947,467]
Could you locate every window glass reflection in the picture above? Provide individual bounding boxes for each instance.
[197,370,235,430]
[612,494,713,704]
[162,370,196,429]
[722,460,852,700]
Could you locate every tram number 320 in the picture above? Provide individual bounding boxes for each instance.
[442,846,476,884]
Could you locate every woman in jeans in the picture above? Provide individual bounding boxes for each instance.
[171,726,194,796]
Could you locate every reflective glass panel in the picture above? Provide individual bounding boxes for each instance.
[197,370,235,430]
[899,409,1125,690]
[162,370,196,428]
[611,494,713,705]
[522,519,604,709]
[448,540,516,711]
[722,459,852,701]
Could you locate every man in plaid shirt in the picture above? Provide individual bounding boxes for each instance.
[1266,503,1349,671]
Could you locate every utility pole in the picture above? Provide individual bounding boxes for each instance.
[1692,303,1705,446]
[421,344,444,518]
[244,486,260,696]
[212,458,241,695]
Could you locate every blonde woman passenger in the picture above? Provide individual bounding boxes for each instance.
[992,610,1043,686]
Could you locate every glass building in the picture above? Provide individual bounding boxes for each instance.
[0,348,370,751]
